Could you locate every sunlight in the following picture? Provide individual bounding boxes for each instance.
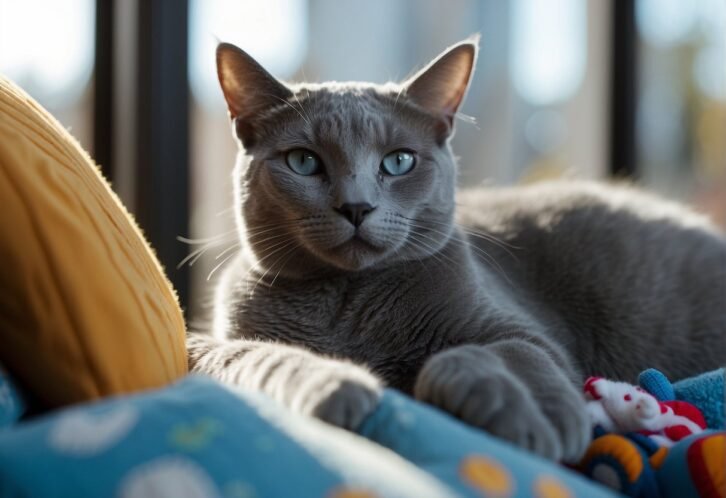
[510,0,587,106]
[0,0,94,104]
[189,0,308,109]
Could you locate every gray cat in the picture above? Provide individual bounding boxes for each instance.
[188,38,726,462]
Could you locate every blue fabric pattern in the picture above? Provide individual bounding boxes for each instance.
[358,390,619,498]
[0,376,454,498]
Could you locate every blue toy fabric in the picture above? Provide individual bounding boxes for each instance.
[0,375,454,498]
[638,368,725,429]
[0,365,24,428]
[656,431,725,498]
[673,369,725,430]
[358,390,619,498]
[638,369,676,401]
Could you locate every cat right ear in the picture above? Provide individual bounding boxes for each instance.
[216,43,292,145]
[404,37,478,134]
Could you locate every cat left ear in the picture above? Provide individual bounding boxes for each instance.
[216,42,293,145]
[404,36,478,129]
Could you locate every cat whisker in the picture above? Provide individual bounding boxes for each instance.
[177,246,210,269]
[177,229,238,245]
[206,249,240,282]
[248,240,298,295]
[407,231,456,272]
[246,233,296,250]
[433,217,518,249]
[394,212,521,253]
[268,243,302,289]
[244,218,304,231]
[455,112,479,129]
[180,220,301,270]
[407,221,514,285]
[261,92,312,127]
[177,234,237,269]
[392,84,405,114]
[243,221,302,240]
[215,206,236,218]
[186,245,215,268]
[458,226,521,250]
[214,242,242,261]
[241,237,298,285]
[409,229,468,272]
[292,91,314,128]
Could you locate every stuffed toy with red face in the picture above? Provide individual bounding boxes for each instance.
[578,369,725,498]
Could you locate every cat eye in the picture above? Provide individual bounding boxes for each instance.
[286,149,322,176]
[380,150,416,176]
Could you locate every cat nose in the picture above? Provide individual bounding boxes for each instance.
[335,202,375,227]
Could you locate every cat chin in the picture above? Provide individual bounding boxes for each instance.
[316,238,391,272]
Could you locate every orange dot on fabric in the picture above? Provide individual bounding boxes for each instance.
[649,446,669,470]
[330,488,378,498]
[533,475,572,498]
[460,455,514,497]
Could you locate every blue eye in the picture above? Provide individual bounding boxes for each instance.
[286,149,322,175]
[381,150,416,176]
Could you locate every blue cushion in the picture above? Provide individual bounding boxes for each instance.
[0,375,454,498]
[358,390,620,498]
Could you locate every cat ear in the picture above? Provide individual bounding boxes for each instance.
[216,43,292,142]
[404,37,478,128]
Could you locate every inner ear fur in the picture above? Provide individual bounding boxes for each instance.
[216,42,292,146]
[404,37,478,131]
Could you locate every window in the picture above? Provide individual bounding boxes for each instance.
[636,0,726,227]
[0,0,95,151]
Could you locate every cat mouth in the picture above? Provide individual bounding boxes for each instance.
[333,233,383,253]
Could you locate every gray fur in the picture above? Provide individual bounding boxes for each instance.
[188,40,726,462]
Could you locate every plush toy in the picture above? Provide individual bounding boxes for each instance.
[579,369,726,498]
[583,376,706,446]
[580,430,725,498]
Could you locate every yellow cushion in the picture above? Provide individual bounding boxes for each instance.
[0,76,187,409]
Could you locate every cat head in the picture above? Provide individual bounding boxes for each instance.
[217,38,477,276]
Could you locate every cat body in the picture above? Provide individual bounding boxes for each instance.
[216,181,726,388]
[189,39,726,462]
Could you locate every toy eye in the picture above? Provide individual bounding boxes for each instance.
[380,150,415,176]
[624,394,632,401]
[286,149,322,176]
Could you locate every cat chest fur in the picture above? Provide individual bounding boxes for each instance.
[226,265,483,390]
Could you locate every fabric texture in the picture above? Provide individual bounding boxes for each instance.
[358,389,618,498]
[674,369,725,430]
[0,375,456,498]
[0,76,187,409]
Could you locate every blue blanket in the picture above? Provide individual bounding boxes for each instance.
[0,373,618,497]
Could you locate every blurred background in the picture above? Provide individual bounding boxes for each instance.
[1,0,724,321]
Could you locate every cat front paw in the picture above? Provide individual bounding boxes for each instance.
[414,347,566,460]
[294,361,382,430]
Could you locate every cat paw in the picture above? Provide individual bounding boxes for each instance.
[294,362,382,430]
[538,384,591,462]
[414,348,565,460]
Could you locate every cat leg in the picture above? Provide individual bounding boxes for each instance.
[187,333,382,430]
[414,340,590,461]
